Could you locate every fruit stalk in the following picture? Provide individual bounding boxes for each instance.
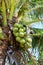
[2,0,7,27]
[9,0,16,20]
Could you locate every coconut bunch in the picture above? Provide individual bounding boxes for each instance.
[13,23,32,49]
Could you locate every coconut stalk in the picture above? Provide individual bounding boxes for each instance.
[5,0,10,10]
[2,0,7,27]
[9,0,16,21]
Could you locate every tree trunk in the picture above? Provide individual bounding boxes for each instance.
[0,40,8,65]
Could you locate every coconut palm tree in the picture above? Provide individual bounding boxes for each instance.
[0,0,43,65]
